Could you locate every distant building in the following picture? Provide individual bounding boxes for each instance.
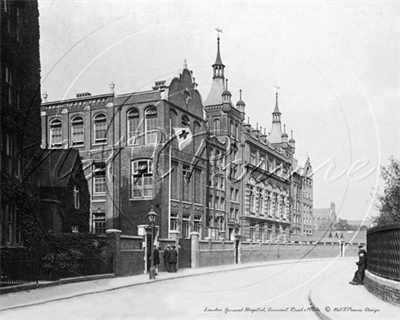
[38,149,90,233]
[1,0,41,247]
[313,202,337,231]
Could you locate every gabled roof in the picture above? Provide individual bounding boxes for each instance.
[38,149,80,188]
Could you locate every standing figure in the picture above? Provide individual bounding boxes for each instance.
[153,245,160,275]
[169,245,178,273]
[350,249,367,285]
[163,245,171,272]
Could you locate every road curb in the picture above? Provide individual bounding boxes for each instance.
[0,258,337,312]
[0,274,116,295]
[309,290,332,320]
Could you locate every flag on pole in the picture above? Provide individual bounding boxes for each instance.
[173,127,193,151]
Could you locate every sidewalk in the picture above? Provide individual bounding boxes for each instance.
[309,258,399,319]
[1,257,399,319]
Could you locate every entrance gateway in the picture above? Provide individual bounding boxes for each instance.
[179,238,192,268]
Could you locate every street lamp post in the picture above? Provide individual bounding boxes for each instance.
[147,209,157,280]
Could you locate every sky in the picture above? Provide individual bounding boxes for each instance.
[38,0,399,222]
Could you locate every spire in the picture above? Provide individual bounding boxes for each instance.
[269,91,283,144]
[204,35,226,107]
[212,35,225,79]
[273,92,281,119]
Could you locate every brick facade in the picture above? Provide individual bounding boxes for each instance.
[1,0,41,247]
[40,36,313,242]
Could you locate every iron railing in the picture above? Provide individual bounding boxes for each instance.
[0,259,39,287]
[1,255,113,287]
[367,224,400,281]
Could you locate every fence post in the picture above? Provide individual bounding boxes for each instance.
[190,232,200,268]
[106,229,122,276]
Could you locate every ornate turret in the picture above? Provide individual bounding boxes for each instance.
[236,89,246,114]
[289,130,296,153]
[281,124,288,148]
[222,79,232,112]
[204,36,226,107]
[212,35,225,79]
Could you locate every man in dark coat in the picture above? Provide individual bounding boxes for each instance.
[168,245,178,273]
[163,245,171,272]
[153,246,160,275]
[350,249,367,285]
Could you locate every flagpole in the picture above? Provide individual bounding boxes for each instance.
[168,117,172,237]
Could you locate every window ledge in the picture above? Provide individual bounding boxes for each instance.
[130,197,153,201]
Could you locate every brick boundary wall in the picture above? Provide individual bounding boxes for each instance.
[364,270,400,307]
[108,231,364,277]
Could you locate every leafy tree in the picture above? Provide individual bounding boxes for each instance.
[334,219,357,231]
[374,157,400,225]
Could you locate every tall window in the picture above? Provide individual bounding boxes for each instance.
[182,215,190,238]
[145,106,157,144]
[258,190,264,215]
[170,213,178,231]
[93,163,106,194]
[249,187,254,212]
[50,118,62,147]
[131,159,153,198]
[4,0,11,34]
[213,119,220,135]
[94,113,107,144]
[194,216,202,233]
[127,108,139,145]
[250,150,256,165]
[230,120,234,137]
[73,186,80,209]
[71,116,84,146]
[235,123,239,139]
[4,135,12,175]
[93,212,106,235]
[5,67,12,105]
[182,164,190,202]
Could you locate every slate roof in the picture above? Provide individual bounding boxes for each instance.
[38,149,80,188]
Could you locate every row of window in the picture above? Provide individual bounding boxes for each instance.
[170,213,202,238]
[208,196,225,210]
[248,226,287,242]
[248,187,289,219]
[91,160,154,199]
[49,107,158,148]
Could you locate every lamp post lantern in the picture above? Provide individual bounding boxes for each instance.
[147,209,157,280]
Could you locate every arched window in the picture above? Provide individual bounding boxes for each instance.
[169,109,177,126]
[71,116,84,146]
[213,119,220,135]
[182,115,190,127]
[127,108,139,145]
[94,113,107,144]
[50,118,62,147]
[145,106,157,144]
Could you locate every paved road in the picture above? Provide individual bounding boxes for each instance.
[0,259,341,319]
